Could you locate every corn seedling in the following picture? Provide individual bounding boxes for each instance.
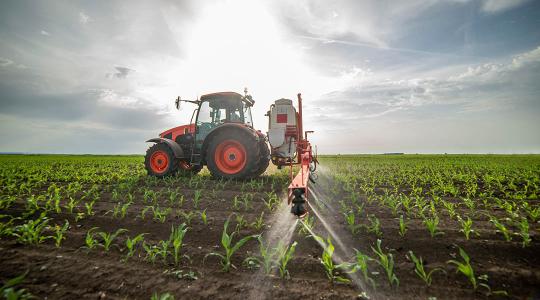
[124,233,146,261]
[198,209,208,225]
[12,213,50,245]
[398,215,407,237]
[407,251,445,286]
[457,216,477,240]
[312,234,350,284]
[232,195,241,210]
[157,239,170,263]
[143,242,160,264]
[517,217,531,247]
[489,216,512,241]
[176,210,194,225]
[205,217,258,272]
[447,246,487,291]
[97,228,127,251]
[170,223,189,265]
[84,227,99,250]
[298,214,315,236]
[423,214,444,237]
[0,271,33,300]
[275,240,298,279]
[244,235,276,274]
[193,189,202,208]
[367,214,382,237]
[151,292,175,300]
[84,200,95,216]
[344,210,360,235]
[251,212,265,231]
[52,220,70,248]
[371,239,399,287]
[352,249,376,289]
[235,214,248,232]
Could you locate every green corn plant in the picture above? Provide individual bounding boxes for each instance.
[262,192,279,211]
[124,233,146,261]
[64,196,78,214]
[12,213,50,245]
[344,210,360,235]
[204,217,258,272]
[242,193,253,211]
[447,246,487,291]
[168,189,179,206]
[52,220,70,248]
[232,195,241,210]
[517,217,531,247]
[157,239,170,263]
[151,206,171,223]
[143,242,160,264]
[151,292,175,300]
[193,190,202,208]
[84,200,95,216]
[244,235,276,274]
[351,249,376,289]
[367,214,382,237]
[251,212,265,231]
[275,240,298,279]
[199,209,208,225]
[442,200,456,219]
[371,239,399,287]
[312,234,350,284]
[423,214,444,237]
[84,227,99,250]
[407,251,445,286]
[489,216,512,241]
[235,214,248,232]
[170,223,189,265]
[457,216,477,240]
[298,214,315,236]
[398,215,407,237]
[97,228,127,251]
[0,271,33,300]
[178,210,195,225]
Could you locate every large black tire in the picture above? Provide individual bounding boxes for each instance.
[205,129,259,179]
[144,143,177,177]
[250,139,270,178]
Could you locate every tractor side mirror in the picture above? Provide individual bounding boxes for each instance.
[175,96,181,110]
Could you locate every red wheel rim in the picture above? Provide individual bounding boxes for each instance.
[214,140,247,174]
[150,150,169,173]
[179,161,192,170]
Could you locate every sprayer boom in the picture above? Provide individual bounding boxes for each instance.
[267,93,317,217]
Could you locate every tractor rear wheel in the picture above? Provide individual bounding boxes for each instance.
[206,130,258,179]
[251,139,270,177]
[145,143,177,177]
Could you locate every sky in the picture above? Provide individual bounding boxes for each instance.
[0,0,539,154]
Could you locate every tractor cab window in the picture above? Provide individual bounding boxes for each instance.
[244,106,253,127]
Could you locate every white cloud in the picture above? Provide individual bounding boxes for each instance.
[0,57,14,67]
[79,11,91,24]
[480,0,530,13]
[40,30,50,36]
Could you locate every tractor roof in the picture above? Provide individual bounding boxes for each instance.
[200,92,242,101]
[200,91,254,106]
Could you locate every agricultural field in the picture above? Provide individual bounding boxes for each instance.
[1,154,539,299]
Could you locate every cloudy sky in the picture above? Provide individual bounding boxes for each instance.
[0,0,539,154]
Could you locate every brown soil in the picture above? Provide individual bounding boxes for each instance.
[1,172,539,300]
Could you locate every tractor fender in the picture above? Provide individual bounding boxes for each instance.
[146,138,185,158]
[200,124,259,163]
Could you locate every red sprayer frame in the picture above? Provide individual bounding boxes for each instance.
[285,93,317,217]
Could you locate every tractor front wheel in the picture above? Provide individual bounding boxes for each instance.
[144,143,177,177]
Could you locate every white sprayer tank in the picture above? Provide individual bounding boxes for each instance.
[268,98,297,159]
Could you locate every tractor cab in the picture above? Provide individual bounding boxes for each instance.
[194,92,254,148]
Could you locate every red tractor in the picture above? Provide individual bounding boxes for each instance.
[145,90,317,217]
[145,91,269,179]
